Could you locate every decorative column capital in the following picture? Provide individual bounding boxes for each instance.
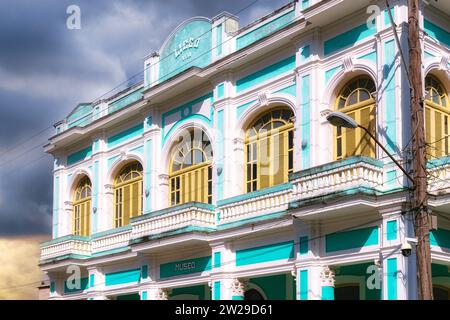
[158,174,169,186]
[320,266,335,287]
[228,278,248,296]
[155,288,171,300]
[233,138,244,152]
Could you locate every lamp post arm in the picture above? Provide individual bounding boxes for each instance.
[358,125,415,185]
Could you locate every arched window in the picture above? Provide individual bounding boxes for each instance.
[114,161,143,228]
[425,75,449,159]
[73,176,91,236]
[169,130,213,206]
[334,76,376,160]
[245,108,294,193]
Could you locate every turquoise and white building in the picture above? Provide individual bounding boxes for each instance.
[40,0,450,300]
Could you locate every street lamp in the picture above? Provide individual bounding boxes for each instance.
[326,111,414,185]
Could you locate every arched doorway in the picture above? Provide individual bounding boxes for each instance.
[244,289,265,300]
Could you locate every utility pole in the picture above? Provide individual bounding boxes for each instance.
[408,0,433,300]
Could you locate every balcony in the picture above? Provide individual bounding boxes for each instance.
[217,183,292,224]
[40,235,91,262]
[131,202,216,239]
[41,157,396,263]
[427,156,450,195]
[291,156,384,202]
[91,226,132,255]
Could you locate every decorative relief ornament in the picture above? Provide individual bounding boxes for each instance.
[320,266,336,287]
[156,288,170,300]
[343,56,354,73]
[440,56,449,72]
[228,278,248,296]
[258,92,270,107]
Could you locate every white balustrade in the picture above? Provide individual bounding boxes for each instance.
[427,163,450,194]
[131,204,215,239]
[218,186,292,223]
[40,238,91,261]
[91,229,132,254]
[291,161,383,200]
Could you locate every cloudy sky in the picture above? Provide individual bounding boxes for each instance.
[0,0,288,298]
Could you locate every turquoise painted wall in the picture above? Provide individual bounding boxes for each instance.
[335,263,382,300]
[213,281,221,300]
[358,51,377,64]
[300,45,310,63]
[387,258,397,300]
[236,100,257,119]
[430,228,450,249]
[300,0,310,10]
[325,65,342,85]
[89,274,95,288]
[322,286,334,300]
[170,285,209,300]
[236,241,294,266]
[275,83,296,97]
[67,104,93,128]
[299,236,308,255]
[159,19,212,83]
[236,9,295,50]
[105,268,141,286]
[324,23,377,56]
[161,92,213,145]
[213,251,221,268]
[299,270,308,300]
[386,220,398,241]
[217,83,224,99]
[249,274,290,300]
[116,293,140,300]
[236,56,296,92]
[108,88,144,114]
[107,123,144,149]
[384,39,397,154]
[325,226,379,253]
[424,20,450,47]
[67,147,92,166]
[64,277,89,294]
[301,75,311,169]
[141,265,148,280]
[160,256,212,279]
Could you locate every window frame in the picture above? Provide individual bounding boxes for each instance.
[244,108,295,193]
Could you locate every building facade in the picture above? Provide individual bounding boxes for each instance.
[40,0,450,300]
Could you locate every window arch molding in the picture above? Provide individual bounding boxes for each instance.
[106,153,144,186]
[66,168,93,204]
[236,93,297,135]
[161,120,215,175]
[323,64,378,113]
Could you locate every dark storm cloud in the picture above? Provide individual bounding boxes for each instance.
[0,0,288,236]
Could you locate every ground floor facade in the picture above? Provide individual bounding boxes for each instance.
[41,189,450,300]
